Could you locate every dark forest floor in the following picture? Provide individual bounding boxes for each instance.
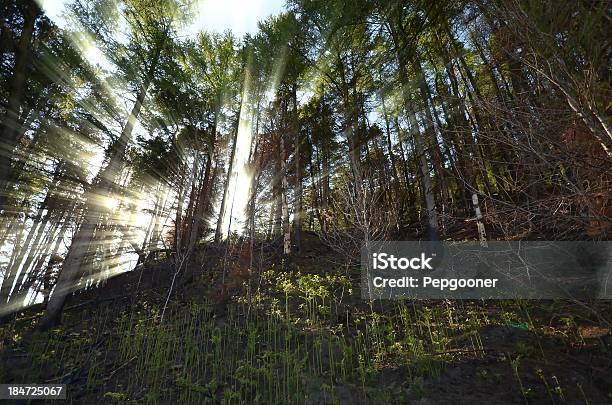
[1,234,611,404]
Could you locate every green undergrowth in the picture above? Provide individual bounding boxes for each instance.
[0,265,610,404]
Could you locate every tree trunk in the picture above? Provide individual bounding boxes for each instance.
[292,86,302,253]
[391,31,439,239]
[408,104,439,241]
[183,149,201,246]
[175,177,185,253]
[150,184,169,250]
[187,151,211,250]
[321,137,330,232]
[215,127,238,242]
[267,200,276,240]
[280,129,291,256]
[0,1,40,211]
[141,184,162,252]
[381,91,401,188]
[273,143,282,237]
[188,117,217,250]
[414,58,449,219]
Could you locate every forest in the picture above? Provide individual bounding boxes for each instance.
[0,0,610,403]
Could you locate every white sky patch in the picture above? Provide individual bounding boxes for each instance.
[71,30,115,71]
[37,0,68,27]
[187,0,285,37]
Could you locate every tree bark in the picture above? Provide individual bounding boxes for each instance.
[0,1,40,211]
[280,127,291,256]
[407,103,439,241]
[292,86,302,253]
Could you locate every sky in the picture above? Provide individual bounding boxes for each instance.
[38,0,286,37]
[188,0,286,37]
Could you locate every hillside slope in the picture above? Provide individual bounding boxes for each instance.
[1,240,611,403]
